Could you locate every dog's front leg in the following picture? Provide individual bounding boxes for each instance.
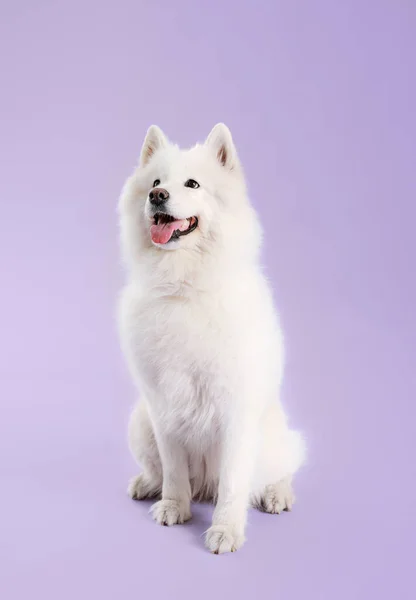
[150,427,192,526]
[205,410,258,554]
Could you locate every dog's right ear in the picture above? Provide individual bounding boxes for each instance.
[140,125,168,167]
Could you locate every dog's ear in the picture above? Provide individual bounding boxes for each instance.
[205,123,237,170]
[140,125,168,167]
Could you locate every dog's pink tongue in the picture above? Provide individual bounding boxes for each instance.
[150,219,188,244]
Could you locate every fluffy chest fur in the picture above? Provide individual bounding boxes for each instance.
[119,270,281,444]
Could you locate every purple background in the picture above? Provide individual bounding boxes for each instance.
[1,1,415,598]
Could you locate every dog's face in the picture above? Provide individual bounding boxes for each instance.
[119,124,261,265]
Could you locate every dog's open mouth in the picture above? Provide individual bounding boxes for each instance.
[150,213,198,245]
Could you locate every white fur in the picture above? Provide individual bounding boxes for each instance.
[117,124,305,554]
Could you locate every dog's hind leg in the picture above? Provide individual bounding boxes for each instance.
[251,404,306,512]
[127,402,163,500]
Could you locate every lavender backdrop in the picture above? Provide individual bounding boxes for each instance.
[1,1,415,598]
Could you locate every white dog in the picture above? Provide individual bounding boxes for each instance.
[117,124,305,554]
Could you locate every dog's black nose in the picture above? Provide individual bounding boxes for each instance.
[149,187,169,206]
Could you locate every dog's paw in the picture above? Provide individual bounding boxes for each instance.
[260,477,295,514]
[127,474,160,500]
[151,499,192,526]
[127,474,148,500]
[205,525,245,554]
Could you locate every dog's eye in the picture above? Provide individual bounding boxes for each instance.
[185,179,200,189]
[153,179,161,188]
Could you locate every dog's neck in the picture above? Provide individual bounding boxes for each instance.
[130,244,251,298]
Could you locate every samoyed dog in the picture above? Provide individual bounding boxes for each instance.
[118,124,305,554]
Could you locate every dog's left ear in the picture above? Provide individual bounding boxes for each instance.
[205,123,237,170]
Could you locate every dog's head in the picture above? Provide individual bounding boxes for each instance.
[119,124,261,269]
